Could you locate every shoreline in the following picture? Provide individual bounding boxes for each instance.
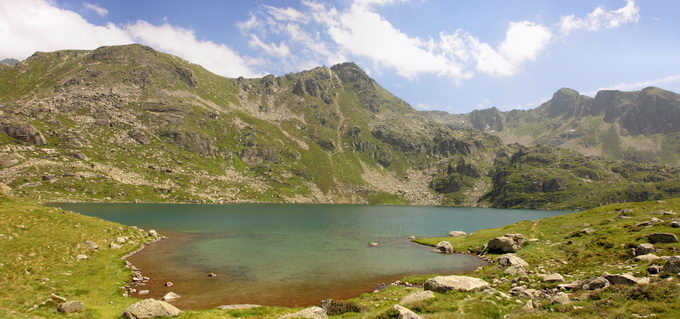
[118,230,489,310]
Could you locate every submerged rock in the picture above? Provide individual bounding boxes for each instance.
[122,299,181,318]
[424,275,490,292]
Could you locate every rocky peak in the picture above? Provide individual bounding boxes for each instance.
[545,88,589,118]
[330,62,372,85]
[0,58,18,66]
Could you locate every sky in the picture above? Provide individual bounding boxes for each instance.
[1,0,679,113]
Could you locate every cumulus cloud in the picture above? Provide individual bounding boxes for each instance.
[0,0,259,77]
[83,2,108,16]
[585,74,680,95]
[560,0,640,35]
[240,0,553,81]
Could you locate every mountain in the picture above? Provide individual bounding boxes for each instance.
[0,58,19,66]
[0,44,679,209]
[427,87,680,164]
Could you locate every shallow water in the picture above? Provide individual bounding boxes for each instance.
[55,203,568,309]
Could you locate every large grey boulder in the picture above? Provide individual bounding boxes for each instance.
[279,307,328,319]
[393,305,422,319]
[448,231,467,237]
[122,299,181,318]
[161,292,180,301]
[633,243,656,256]
[57,301,83,313]
[399,290,435,304]
[538,273,565,283]
[497,253,529,268]
[582,277,610,290]
[604,274,649,286]
[648,233,678,243]
[0,123,47,145]
[661,256,680,275]
[634,254,661,263]
[550,292,571,305]
[487,233,526,253]
[424,275,490,293]
[434,241,453,254]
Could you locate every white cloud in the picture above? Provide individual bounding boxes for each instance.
[83,2,108,17]
[248,34,290,58]
[241,0,552,81]
[0,0,259,78]
[477,98,492,108]
[560,0,640,35]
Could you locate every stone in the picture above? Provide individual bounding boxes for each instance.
[139,290,149,295]
[161,292,180,301]
[0,123,47,145]
[633,243,656,256]
[539,273,565,283]
[279,306,328,319]
[634,254,661,263]
[217,304,261,310]
[670,221,680,228]
[647,265,662,275]
[122,299,181,318]
[117,236,127,243]
[408,235,416,240]
[577,228,595,236]
[392,305,422,319]
[50,293,67,303]
[648,233,679,243]
[582,277,609,290]
[399,290,435,304]
[76,254,88,261]
[148,229,158,237]
[208,272,217,278]
[424,275,490,293]
[604,274,649,286]
[164,282,173,287]
[497,253,529,268]
[558,280,583,291]
[661,256,680,274]
[521,300,534,311]
[509,287,545,299]
[369,242,379,247]
[448,231,467,237]
[85,240,99,250]
[110,243,122,249]
[487,236,518,253]
[58,301,84,313]
[551,292,571,305]
[504,265,527,276]
[434,241,453,254]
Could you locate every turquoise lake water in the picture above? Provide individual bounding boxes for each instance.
[55,203,569,308]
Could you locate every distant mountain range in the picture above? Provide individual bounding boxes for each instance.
[0,58,19,66]
[425,86,680,164]
[1,44,679,209]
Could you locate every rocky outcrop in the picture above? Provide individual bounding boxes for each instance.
[399,290,435,304]
[279,307,328,319]
[434,241,453,254]
[122,299,181,319]
[392,305,422,319]
[424,275,490,293]
[0,123,47,145]
[487,233,526,253]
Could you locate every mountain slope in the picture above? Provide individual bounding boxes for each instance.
[427,87,680,164]
[0,44,678,209]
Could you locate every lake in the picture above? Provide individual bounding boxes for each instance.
[55,203,569,309]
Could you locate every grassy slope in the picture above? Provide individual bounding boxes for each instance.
[2,196,680,318]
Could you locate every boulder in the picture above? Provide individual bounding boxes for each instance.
[487,237,517,253]
[110,243,122,249]
[0,123,47,145]
[85,240,99,250]
[434,241,453,254]
[661,256,680,275]
[504,265,527,276]
[521,300,534,311]
[58,301,83,313]
[604,274,649,286]
[122,299,181,318]
[509,287,545,299]
[161,292,180,301]
[647,265,662,275]
[539,273,565,283]
[392,305,422,319]
[497,253,529,268]
[648,233,678,243]
[76,254,88,261]
[634,254,661,263]
[633,243,656,256]
[448,231,467,237]
[558,280,582,291]
[551,292,571,305]
[424,275,490,293]
[116,236,127,243]
[148,229,158,237]
[399,290,435,304]
[318,299,361,315]
[217,304,261,310]
[671,221,680,228]
[279,306,328,319]
[582,277,609,290]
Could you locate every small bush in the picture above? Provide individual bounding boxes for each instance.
[628,281,676,301]
[325,300,362,315]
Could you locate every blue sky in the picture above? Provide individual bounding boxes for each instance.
[1,0,679,113]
